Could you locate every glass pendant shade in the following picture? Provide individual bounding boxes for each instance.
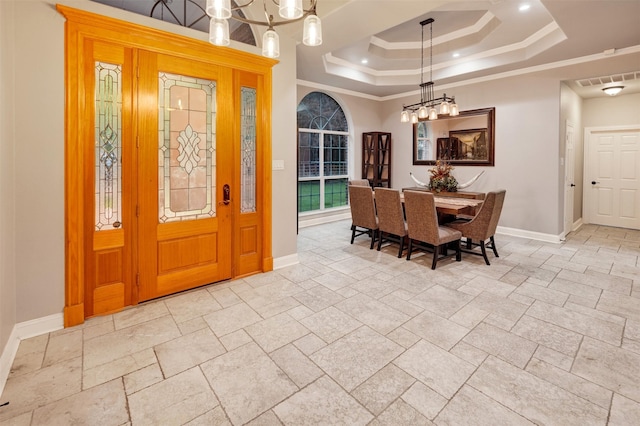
[439,101,450,115]
[418,106,428,119]
[428,107,438,120]
[303,14,322,46]
[262,29,280,58]
[449,102,459,116]
[279,0,303,19]
[410,112,419,124]
[400,110,410,123]
[209,18,230,46]
[206,0,231,19]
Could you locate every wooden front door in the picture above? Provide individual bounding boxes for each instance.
[59,6,275,325]
[137,51,233,302]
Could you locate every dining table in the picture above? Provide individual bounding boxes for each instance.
[396,191,484,224]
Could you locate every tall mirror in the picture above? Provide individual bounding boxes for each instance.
[413,107,495,166]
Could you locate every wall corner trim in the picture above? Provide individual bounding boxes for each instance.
[0,313,64,396]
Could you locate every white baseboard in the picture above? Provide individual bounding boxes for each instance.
[298,211,351,228]
[0,326,19,399]
[496,226,562,244]
[273,253,299,270]
[572,218,583,231]
[0,313,64,396]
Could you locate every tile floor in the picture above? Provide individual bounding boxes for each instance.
[1,220,640,425]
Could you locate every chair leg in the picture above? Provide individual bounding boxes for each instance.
[350,227,356,244]
[397,236,405,258]
[490,236,499,257]
[370,230,376,249]
[466,238,472,249]
[406,239,413,260]
[455,240,461,262]
[480,240,490,265]
[377,231,383,251]
[431,246,439,270]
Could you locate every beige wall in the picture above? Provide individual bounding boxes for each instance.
[382,75,562,236]
[1,0,17,361]
[583,92,640,128]
[560,83,584,226]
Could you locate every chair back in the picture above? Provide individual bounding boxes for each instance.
[348,185,378,230]
[348,179,370,187]
[486,189,506,236]
[403,190,440,245]
[374,188,406,237]
[461,189,506,240]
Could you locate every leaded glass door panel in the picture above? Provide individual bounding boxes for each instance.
[137,51,233,301]
[85,41,135,317]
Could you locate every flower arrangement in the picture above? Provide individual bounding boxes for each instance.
[428,160,458,192]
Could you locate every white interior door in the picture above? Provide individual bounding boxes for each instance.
[584,127,640,230]
[564,121,575,236]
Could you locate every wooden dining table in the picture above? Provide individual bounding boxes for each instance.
[398,192,484,216]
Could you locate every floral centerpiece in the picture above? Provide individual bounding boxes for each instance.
[428,160,458,192]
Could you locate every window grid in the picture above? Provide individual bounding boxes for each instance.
[297,92,350,213]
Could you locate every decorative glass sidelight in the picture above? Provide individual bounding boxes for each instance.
[95,62,123,230]
[158,72,216,223]
[240,87,257,213]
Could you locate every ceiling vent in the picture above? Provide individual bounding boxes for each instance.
[576,71,640,87]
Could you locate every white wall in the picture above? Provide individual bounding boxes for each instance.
[381,75,562,236]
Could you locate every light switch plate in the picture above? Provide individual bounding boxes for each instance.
[272,159,285,170]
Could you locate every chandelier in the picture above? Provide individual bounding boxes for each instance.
[401,18,459,124]
[206,0,322,58]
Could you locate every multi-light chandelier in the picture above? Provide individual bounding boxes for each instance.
[401,18,459,124]
[206,0,322,58]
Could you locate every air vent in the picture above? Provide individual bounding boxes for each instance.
[576,71,640,87]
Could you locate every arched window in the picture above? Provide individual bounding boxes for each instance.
[297,92,349,213]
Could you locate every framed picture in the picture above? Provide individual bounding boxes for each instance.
[413,107,495,166]
[437,128,492,164]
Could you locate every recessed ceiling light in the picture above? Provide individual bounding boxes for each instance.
[361,59,368,64]
[452,53,460,58]
[519,4,531,12]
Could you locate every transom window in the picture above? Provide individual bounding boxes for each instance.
[297,92,349,213]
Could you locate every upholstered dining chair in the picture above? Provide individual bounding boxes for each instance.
[348,185,379,249]
[374,187,407,258]
[446,189,506,265]
[403,190,462,270]
[348,179,371,187]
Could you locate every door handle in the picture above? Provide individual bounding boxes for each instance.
[221,184,230,205]
[570,183,575,187]
[591,181,599,185]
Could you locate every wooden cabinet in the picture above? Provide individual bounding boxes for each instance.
[362,132,391,188]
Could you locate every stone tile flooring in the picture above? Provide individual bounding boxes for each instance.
[1,220,640,425]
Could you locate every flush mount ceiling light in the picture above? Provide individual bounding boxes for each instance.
[206,0,322,58]
[602,86,624,96]
[401,18,459,124]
